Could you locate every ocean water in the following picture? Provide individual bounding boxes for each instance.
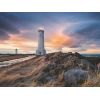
[81,54,100,57]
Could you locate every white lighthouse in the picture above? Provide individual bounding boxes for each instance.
[36,28,46,55]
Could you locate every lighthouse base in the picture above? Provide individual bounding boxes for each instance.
[36,49,46,56]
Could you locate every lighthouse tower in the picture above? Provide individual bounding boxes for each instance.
[36,28,46,55]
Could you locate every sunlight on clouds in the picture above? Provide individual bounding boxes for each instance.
[0,29,99,54]
[6,34,37,51]
[62,47,80,53]
[80,48,100,54]
[47,33,74,48]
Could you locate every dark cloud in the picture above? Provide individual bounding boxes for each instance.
[75,22,100,40]
[0,18,19,33]
[0,12,100,48]
[88,12,100,21]
[0,13,21,32]
[0,13,21,40]
[0,13,22,23]
[0,29,9,40]
[64,20,100,48]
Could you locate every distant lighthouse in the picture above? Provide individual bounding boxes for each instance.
[36,28,46,55]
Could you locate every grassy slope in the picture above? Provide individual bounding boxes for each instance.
[0,52,99,87]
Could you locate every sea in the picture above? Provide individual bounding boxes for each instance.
[81,54,100,57]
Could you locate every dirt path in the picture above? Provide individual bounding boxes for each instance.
[0,55,31,62]
[0,56,45,86]
[0,56,35,67]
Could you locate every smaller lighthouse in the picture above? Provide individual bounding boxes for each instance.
[36,28,46,55]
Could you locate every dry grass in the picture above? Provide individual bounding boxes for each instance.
[0,56,46,87]
[0,52,99,87]
[82,71,100,87]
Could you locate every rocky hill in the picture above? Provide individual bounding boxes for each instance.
[0,52,99,87]
[34,52,98,86]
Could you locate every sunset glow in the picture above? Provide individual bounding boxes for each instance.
[0,12,100,54]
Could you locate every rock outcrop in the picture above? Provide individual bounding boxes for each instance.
[35,52,97,86]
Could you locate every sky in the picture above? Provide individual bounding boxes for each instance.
[0,12,100,54]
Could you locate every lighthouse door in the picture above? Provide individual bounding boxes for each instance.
[39,52,41,55]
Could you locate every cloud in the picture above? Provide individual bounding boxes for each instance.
[7,34,37,50]
[63,20,100,50]
[0,30,9,40]
[0,13,20,32]
[76,22,100,40]
[0,13,21,40]
[80,48,100,54]
[46,33,76,49]
[88,12,100,21]
[0,12,100,53]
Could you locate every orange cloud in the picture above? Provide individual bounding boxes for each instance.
[6,34,37,51]
[0,32,100,54]
[46,33,74,48]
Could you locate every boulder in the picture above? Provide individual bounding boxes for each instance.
[64,68,88,86]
